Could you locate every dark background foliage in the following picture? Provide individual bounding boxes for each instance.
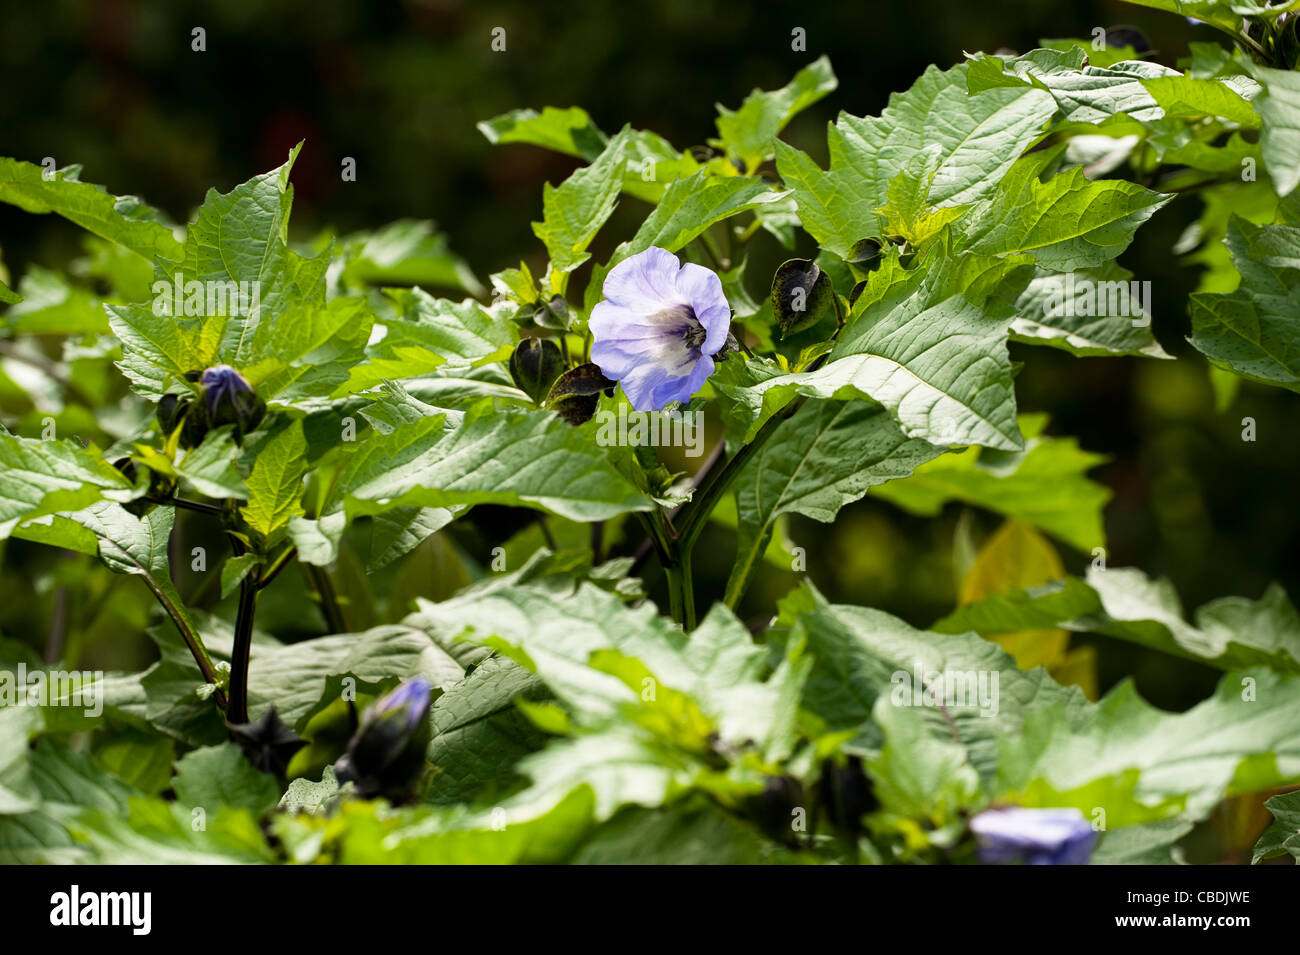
[1,0,1296,717]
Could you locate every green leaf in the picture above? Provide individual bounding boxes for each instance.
[1253,790,1300,862]
[172,742,280,814]
[365,506,460,573]
[713,56,838,171]
[0,432,135,540]
[1091,818,1194,864]
[714,247,1032,451]
[630,171,789,254]
[783,583,1300,825]
[69,797,275,864]
[478,106,609,160]
[1038,38,1143,71]
[998,668,1300,818]
[0,159,183,266]
[936,566,1300,675]
[0,265,109,335]
[312,404,650,545]
[775,63,1057,259]
[1189,217,1300,390]
[342,289,517,394]
[726,399,942,606]
[278,766,340,816]
[418,571,807,789]
[572,799,793,863]
[0,734,136,863]
[871,414,1110,552]
[866,697,982,827]
[92,731,176,796]
[779,582,1087,777]
[106,144,348,400]
[967,51,1170,123]
[335,218,482,296]
[1012,264,1170,358]
[480,109,696,204]
[532,130,630,282]
[169,618,463,731]
[1119,0,1269,34]
[957,149,1172,271]
[425,655,551,806]
[1141,74,1260,128]
[241,421,308,538]
[173,427,248,500]
[220,554,259,599]
[307,786,594,864]
[1250,64,1300,195]
[60,506,221,683]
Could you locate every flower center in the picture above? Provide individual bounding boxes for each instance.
[673,307,707,350]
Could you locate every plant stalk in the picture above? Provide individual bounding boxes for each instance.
[226,565,261,725]
[304,562,347,634]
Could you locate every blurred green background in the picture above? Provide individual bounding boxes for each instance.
[1,0,1297,725]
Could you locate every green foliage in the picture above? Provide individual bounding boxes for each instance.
[2,24,1299,865]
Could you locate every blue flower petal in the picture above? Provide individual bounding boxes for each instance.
[970,807,1096,865]
[674,263,730,355]
[602,247,683,311]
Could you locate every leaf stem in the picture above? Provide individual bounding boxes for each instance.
[258,545,296,590]
[304,562,347,634]
[536,515,558,551]
[150,495,223,517]
[226,563,261,725]
[669,395,809,619]
[677,396,806,555]
[136,572,227,710]
[667,547,696,629]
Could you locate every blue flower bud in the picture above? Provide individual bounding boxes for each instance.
[199,365,266,440]
[333,677,433,802]
[970,807,1095,865]
[170,365,266,448]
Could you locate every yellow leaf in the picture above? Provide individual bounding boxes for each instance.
[958,519,1069,671]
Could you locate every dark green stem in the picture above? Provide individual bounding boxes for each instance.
[150,495,223,517]
[227,565,260,725]
[304,562,347,634]
[673,396,810,616]
[137,573,227,710]
[536,515,558,551]
[258,545,297,590]
[664,547,696,630]
[677,396,807,556]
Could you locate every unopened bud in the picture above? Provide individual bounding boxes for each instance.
[333,678,433,803]
[508,338,564,405]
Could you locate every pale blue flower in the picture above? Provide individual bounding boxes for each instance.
[589,247,730,411]
[970,807,1096,865]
